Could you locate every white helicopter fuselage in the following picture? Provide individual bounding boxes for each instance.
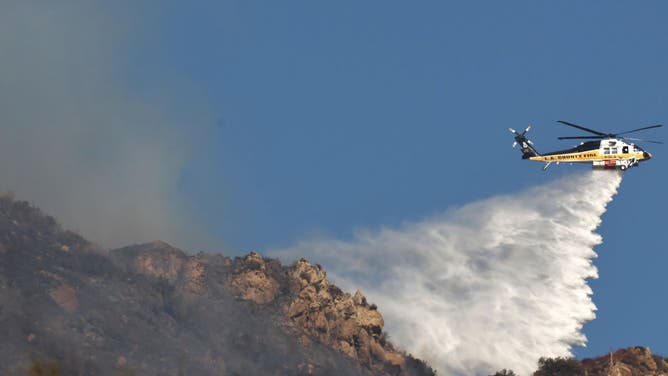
[510,121,660,171]
[528,138,651,170]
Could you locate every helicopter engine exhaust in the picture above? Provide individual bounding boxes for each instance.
[275,170,623,375]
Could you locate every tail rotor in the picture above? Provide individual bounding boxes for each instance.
[509,124,540,158]
[509,125,533,148]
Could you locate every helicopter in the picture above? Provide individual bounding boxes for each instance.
[509,120,662,171]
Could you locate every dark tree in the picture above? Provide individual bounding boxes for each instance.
[490,369,517,376]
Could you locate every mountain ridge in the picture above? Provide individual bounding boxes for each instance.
[0,194,433,375]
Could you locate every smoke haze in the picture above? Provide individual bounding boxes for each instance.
[0,3,629,373]
[276,170,622,375]
[0,2,214,249]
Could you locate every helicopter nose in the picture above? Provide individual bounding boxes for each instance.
[643,152,652,159]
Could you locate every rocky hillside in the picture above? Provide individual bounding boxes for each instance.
[3,195,667,376]
[580,347,668,376]
[521,347,668,376]
[0,194,433,376]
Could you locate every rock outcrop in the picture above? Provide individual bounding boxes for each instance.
[224,254,420,374]
[228,252,281,304]
[283,259,403,370]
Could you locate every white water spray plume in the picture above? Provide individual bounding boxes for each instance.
[275,170,623,375]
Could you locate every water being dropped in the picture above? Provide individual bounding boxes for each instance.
[276,170,622,375]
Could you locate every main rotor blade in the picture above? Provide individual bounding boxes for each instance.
[616,124,663,135]
[558,136,605,140]
[621,137,663,144]
[557,120,607,136]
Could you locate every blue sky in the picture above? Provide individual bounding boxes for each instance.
[7,0,663,362]
[143,2,668,359]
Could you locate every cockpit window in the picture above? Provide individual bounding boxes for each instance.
[633,145,644,152]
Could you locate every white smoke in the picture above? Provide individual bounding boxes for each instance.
[275,170,622,375]
[0,2,216,250]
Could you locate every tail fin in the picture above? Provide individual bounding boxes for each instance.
[509,125,540,159]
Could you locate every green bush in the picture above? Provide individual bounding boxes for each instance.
[535,356,585,376]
